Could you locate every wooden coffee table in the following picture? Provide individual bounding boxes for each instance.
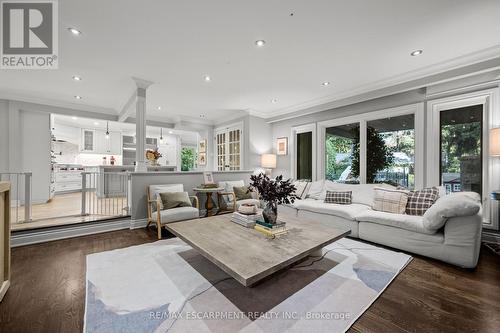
[166,213,350,287]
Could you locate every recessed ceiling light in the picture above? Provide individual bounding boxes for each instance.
[255,40,266,47]
[72,75,82,81]
[410,49,423,56]
[94,122,100,126]
[168,130,173,134]
[271,98,278,104]
[204,75,211,82]
[72,116,78,120]
[74,95,82,100]
[68,27,82,35]
[157,106,161,110]
[322,81,330,86]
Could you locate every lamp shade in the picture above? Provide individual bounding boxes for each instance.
[261,154,277,169]
[491,128,500,156]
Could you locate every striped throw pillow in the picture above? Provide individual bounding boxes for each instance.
[406,187,439,216]
[324,191,352,205]
[372,187,409,214]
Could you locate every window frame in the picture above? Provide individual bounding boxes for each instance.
[317,103,424,188]
[426,89,500,229]
[213,122,244,171]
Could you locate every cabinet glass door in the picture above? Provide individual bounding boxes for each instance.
[83,130,94,151]
[215,126,242,171]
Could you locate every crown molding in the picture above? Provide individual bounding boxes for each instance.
[262,45,500,121]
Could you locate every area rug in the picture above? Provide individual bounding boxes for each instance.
[84,237,411,333]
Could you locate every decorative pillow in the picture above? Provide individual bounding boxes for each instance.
[423,192,481,230]
[233,186,253,200]
[372,187,409,214]
[293,180,309,199]
[406,187,439,216]
[306,180,324,200]
[324,191,352,205]
[159,192,192,210]
[219,180,245,203]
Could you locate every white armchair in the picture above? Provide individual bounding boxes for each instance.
[217,180,261,213]
[147,184,199,239]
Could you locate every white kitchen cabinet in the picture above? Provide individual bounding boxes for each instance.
[81,129,96,152]
[81,129,121,155]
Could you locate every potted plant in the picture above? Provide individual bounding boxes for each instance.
[250,173,298,225]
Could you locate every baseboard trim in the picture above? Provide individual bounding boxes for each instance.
[130,218,148,229]
[482,230,500,244]
[11,218,133,247]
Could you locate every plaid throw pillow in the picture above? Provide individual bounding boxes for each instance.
[324,191,352,205]
[406,187,439,216]
[372,187,409,214]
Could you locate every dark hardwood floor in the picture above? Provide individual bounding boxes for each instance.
[0,228,499,333]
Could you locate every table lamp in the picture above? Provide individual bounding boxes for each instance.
[261,154,277,176]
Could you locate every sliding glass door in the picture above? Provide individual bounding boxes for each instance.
[439,105,483,196]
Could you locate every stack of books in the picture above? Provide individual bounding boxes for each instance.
[200,183,218,189]
[231,211,261,228]
[254,220,288,238]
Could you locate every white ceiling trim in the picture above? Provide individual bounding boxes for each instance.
[255,44,500,120]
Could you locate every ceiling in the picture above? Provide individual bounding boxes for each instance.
[1,0,500,124]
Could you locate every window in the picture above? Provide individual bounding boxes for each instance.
[325,123,360,183]
[439,105,482,197]
[367,114,415,188]
[296,132,312,180]
[181,147,196,171]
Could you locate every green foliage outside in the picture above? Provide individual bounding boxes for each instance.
[441,122,481,173]
[352,127,394,183]
[181,147,196,171]
[325,135,355,181]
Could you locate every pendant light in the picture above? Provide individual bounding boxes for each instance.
[105,121,110,139]
[159,128,164,145]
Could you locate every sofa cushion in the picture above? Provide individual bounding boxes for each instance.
[293,180,310,199]
[423,192,481,230]
[152,206,199,224]
[218,180,245,203]
[233,186,253,200]
[372,187,409,214]
[356,210,436,235]
[294,199,370,220]
[149,184,184,211]
[159,191,192,210]
[324,191,352,205]
[319,181,395,206]
[406,187,439,216]
[306,180,324,199]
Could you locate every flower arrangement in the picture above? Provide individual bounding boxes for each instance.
[146,148,162,161]
[249,173,298,224]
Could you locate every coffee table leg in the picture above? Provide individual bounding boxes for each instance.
[205,192,213,217]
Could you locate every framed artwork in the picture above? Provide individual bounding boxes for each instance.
[198,152,207,166]
[277,137,288,155]
[199,139,207,153]
[203,171,214,184]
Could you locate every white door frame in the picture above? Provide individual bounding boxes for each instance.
[426,88,500,229]
[317,103,424,187]
[213,121,244,171]
[290,123,317,180]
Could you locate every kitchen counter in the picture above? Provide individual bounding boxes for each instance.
[92,165,176,172]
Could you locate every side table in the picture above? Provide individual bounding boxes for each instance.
[193,187,224,217]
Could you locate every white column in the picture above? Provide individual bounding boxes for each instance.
[132,77,153,172]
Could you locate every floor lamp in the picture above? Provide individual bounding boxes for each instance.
[488,128,500,255]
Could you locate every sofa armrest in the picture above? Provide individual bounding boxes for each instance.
[189,196,199,209]
[442,211,482,268]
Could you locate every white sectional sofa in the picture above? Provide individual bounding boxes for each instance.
[280,181,483,268]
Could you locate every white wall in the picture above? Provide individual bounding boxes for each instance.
[20,110,51,203]
[0,100,9,172]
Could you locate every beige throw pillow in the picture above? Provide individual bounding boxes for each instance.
[159,192,192,210]
[372,187,409,214]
